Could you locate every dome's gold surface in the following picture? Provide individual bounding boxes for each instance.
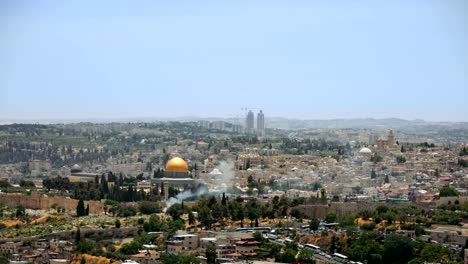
[165,157,189,172]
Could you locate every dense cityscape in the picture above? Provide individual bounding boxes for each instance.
[0,112,467,264]
[2,0,466,263]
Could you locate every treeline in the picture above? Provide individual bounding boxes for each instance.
[43,173,166,202]
[340,232,462,264]
[166,194,309,230]
[280,138,349,155]
[0,141,117,168]
[311,204,467,264]
[0,141,61,165]
[75,216,198,263]
[460,146,468,156]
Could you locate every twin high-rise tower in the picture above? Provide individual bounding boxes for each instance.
[245,110,265,136]
[246,110,255,131]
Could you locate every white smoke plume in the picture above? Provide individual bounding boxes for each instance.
[164,160,236,209]
[211,160,236,192]
[165,185,208,209]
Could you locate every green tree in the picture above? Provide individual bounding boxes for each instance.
[407,258,424,264]
[143,215,164,232]
[297,249,316,264]
[279,248,297,263]
[77,240,94,254]
[236,203,245,227]
[384,212,395,224]
[0,256,8,264]
[272,196,280,209]
[245,199,259,226]
[346,233,383,264]
[206,245,217,264]
[166,203,184,220]
[15,205,25,217]
[358,210,373,220]
[439,186,459,197]
[361,222,376,231]
[371,168,377,179]
[291,208,302,219]
[19,180,35,188]
[339,214,357,227]
[383,234,414,264]
[221,192,227,206]
[188,211,195,225]
[253,231,263,242]
[370,154,383,163]
[459,146,468,156]
[115,219,121,228]
[75,228,81,243]
[325,211,337,223]
[198,207,213,230]
[138,201,161,215]
[376,205,388,215]
[76,199,86,217]
[309,218,320,231]
[320,188,326,200]
[161,254,201,264]
[211,202,223,222]
[120,241,141,255]
[421,243,450,262]
[396,156,406,164]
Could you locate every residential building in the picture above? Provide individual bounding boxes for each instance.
[167,233,199,254]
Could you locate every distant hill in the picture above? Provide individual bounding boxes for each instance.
[264,117,450,130]
[172,116,468,130]
[1,117,467,131]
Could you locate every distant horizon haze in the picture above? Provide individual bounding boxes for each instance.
[1,0,467,122]
[0,114,466,124]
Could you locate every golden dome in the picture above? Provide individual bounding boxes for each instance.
[165,157,189,173]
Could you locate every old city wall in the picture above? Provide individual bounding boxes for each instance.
[299,202,378,219]
[0,227,138,243]
[0,193,104,214]
[437,196,468,206]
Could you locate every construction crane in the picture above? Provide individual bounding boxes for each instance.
[241,107,260,115]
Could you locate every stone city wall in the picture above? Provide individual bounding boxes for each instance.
[299,202,378,219]
[0,193,104,214]
[437,196,468,206]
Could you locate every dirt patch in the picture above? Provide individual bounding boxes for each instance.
[71,254,117,264]
[0,219,24,227]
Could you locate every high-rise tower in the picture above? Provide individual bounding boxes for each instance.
[246,110,254,132]
[257,110,265,136]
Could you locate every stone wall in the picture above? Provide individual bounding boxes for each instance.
[298,202,378,219]
[437,196,468,206]
[0,193,104,214]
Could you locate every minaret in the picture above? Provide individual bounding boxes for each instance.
[387,130,395,145]
[164,180,169,201]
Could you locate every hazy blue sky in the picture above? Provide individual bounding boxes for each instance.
[1,0,466,121]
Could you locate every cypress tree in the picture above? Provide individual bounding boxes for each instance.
[221,192,227,206]
[188,211,195,225]
[76,199,85,217]
[75,228,81,243]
